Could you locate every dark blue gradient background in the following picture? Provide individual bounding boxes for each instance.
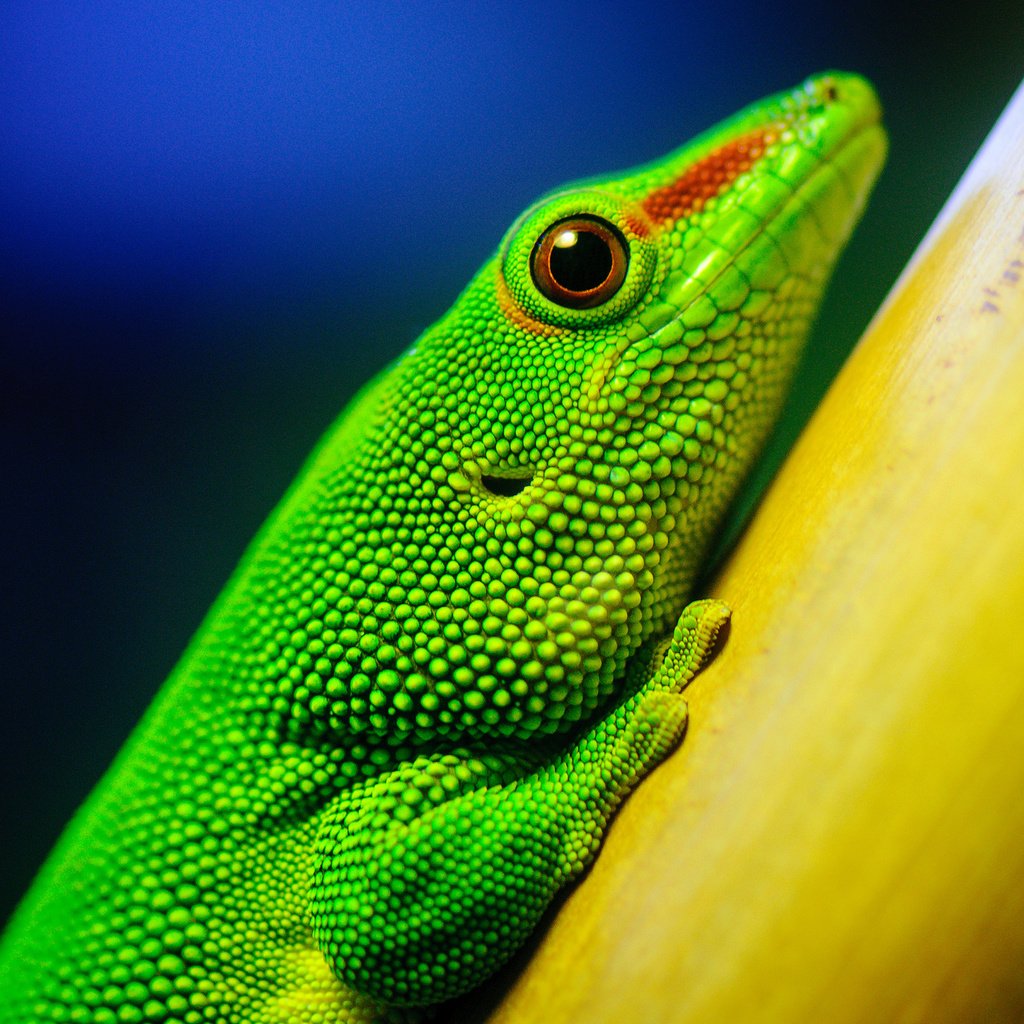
[2,0,1019,927]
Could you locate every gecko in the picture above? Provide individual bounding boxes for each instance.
[0,73,885,1023]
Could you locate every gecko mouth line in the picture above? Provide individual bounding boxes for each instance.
[595,116,885,387]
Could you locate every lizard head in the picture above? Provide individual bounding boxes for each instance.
[257,73,885,745]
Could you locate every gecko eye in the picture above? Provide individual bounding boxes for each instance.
[530,216,629,309]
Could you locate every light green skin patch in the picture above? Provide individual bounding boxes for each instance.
[0,74,885,1023]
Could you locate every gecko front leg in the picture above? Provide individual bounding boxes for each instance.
[309,600,730,1009]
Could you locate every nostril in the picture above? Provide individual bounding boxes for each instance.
[480,473,533,498]
[822,80,840,103]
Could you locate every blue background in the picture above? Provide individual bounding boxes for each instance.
[2,0,1020,929]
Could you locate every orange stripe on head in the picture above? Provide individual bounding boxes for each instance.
[642,128,774,226]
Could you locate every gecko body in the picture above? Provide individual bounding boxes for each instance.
[0,74,885,1023]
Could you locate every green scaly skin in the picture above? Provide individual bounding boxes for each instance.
[0,73,885,1023]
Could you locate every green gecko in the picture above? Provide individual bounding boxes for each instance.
[0,73,884,1023]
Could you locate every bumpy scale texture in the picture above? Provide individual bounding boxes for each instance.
[0,74,885,1023]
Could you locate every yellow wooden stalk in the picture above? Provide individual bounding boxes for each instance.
[480,77,1024,1024]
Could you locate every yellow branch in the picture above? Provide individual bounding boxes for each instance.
[480,77,1024,1024]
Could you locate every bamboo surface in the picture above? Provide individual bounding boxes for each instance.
[484,76,1024,1024]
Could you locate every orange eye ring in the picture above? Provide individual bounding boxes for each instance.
[530,215,629,309]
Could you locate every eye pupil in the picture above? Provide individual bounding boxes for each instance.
[531,215,629,309]
[548,228,614,293]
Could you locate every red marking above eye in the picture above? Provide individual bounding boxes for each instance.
[642,128,773,225]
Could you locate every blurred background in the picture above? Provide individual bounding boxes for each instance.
[1,0,1020,924]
